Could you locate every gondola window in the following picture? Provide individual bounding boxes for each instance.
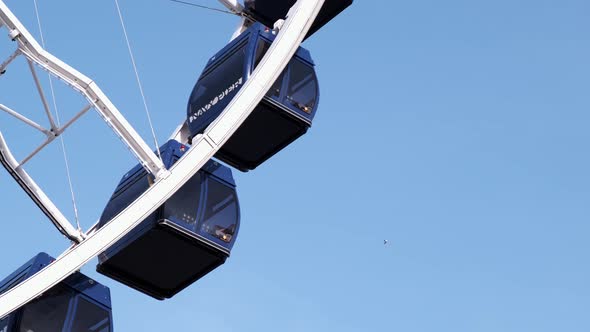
[201,178,239,245]
[287,59,318,113]
[163,172,203,225]
[18,284,73,332]
[70,297,111,332]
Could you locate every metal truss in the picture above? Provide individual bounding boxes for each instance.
[0,0,325,319]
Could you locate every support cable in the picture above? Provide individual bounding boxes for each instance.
[169,0,239,16]
[0,0,324,318]
[32,0,81,231]
[113,0,163,162]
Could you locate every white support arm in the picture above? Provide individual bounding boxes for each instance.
[0,1,167,179]
[0,0,324,318]
[217,0,244,13]
[169,121,191,144]
[0,48,19,74]
[219,0,252,41]
[0,104,50,135]
[0,132,84,243]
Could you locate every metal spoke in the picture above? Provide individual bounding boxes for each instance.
[19,135,55,167]
[0,48,19,74]
[26,59,58,131]
[0,103,50,134]
[55,103,93,135]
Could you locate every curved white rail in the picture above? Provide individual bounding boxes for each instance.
[0,0,325,318]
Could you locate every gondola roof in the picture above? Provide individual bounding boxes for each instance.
[244,0,353,39]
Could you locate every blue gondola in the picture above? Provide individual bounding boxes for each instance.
[187,22,319,171]
[244,0,353,39]
[96,139,240,300]
[0,253,113,332]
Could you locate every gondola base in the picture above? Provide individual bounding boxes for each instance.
[97,220,228,300]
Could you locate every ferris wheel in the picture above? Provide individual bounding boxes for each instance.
[0,0,352,329]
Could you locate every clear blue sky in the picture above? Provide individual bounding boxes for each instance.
[1,0,589,331]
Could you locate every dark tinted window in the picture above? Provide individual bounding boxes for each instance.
[253,39,268,68]
[0,317,8,332]
[101,172,151,224]
[286,59,317,114]
[163,172,203,226]
[188,43,247,125]
[0,271,27,295]
[254,40,285,98]
[70,297,111,332]
[19,284,73,332]
[200,178,239,248]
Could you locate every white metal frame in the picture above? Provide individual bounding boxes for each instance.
[0,4,167,178]
[0,1,170,242]
[0,0,325,319]
[217,0,244,13]
[0,132,84,243]
[216,0,255,41]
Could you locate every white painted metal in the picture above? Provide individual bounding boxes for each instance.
[0,0,324,319]
[0,93,86,242]
[0,0,167,241]
[18,135,55,166]
[169,121,191,144]
[16,100,94,166]
[217,0,244,13]
[27,59,58,131]
[0,132,84,243]
[220,0,251,41]
[0,48,19,73]
[0,1,167,179]
[0,104,50,134]
[57,103,93,134]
